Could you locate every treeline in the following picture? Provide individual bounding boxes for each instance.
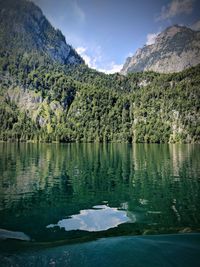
[0,52,200,143]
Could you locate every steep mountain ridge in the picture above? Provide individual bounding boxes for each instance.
[0,0,84,65]
[121,25,200,74]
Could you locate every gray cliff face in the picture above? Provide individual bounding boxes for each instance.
[0,0,84,65]
[121,25,200,74]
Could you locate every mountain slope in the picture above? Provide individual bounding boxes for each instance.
[0,1,199,144]
[0,0,84,65]
[121,25,200,74]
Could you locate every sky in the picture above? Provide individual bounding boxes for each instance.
[33,0,200,73]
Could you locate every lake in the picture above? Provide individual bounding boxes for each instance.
[0,143,200,266]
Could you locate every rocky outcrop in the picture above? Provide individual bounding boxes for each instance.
[121,25,200,74]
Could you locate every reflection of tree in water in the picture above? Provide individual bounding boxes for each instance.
[0,144,73,210]
[130,144,200,229]
[67,144,134,204]
[0,143,199,241]
[0,144,134,237]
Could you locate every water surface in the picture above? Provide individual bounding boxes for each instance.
[1,234,200,267]
[0,143,200,245]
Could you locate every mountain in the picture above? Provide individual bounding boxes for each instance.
[0,0,84,65]
[0,1,199,144]
[121,25,200,75]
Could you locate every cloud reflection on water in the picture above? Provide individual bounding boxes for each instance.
[47,205,134,232]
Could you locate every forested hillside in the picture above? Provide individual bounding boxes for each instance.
[0,0,199,144]
[1,57,199,143]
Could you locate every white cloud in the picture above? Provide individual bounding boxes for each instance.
[146,32,159,45]
[190,20,200,31]
[76,47,86,54]
[157,0,195,21]
[98,62,123,74]
[76,46,98,67]
[76,46,122,74]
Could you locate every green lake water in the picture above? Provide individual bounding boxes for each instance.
[0,143,200,266]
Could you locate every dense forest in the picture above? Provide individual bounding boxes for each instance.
[0,52,200,143]
[0,0,199,144]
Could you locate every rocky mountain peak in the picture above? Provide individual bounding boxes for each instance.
[121,25,200,74]
[158,25,183,39]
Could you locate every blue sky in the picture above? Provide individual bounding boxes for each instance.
[33,0,200,73]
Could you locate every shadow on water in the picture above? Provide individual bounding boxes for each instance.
[1,234,200,267]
